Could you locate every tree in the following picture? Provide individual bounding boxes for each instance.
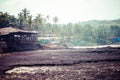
[110,25,120,37]
[22,8,30,20]
[34,14,43,25]
[17,8,31,30]
[28,15,32,30]
[46,15,50,23]
[53,16,58,24]
[17,12,24,29]
[9,15,17,27]
[0,12,13,28]
[32,13,44,33]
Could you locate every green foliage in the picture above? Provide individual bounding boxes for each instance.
[0,8,120,46]
[0,12,17,28]
[48,20,120,46]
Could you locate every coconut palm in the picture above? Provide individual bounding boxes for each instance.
[22,8,30,20]
[28,15,32,30]
[53,16,58,24]
[17,12,24,29]
[34,14,43,25]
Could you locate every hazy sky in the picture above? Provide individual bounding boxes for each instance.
[0,0,120,23]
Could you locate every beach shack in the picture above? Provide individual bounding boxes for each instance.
[0,27,41,53]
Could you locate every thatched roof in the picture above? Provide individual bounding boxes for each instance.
[0,27,38,35]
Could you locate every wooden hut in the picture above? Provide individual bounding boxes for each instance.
[0,27,41,53]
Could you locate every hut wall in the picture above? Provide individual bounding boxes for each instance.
[0,41,7,53]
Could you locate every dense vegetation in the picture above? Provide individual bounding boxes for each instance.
[0,8,120,46]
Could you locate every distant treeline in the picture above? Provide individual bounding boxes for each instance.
[0,8,120,46]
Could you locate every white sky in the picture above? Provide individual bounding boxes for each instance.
[0,0,120,23]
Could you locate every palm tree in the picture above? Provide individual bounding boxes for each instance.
[32,14,44,32]
[22,8,30,20]
[9,15,17,27]
[52,16,59,33]
[17,12,24,29]
[34,14,43,25]
[18,8,30,30]
[28,15,32,30]
[46,15,50,23]
[53,16,58,24]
